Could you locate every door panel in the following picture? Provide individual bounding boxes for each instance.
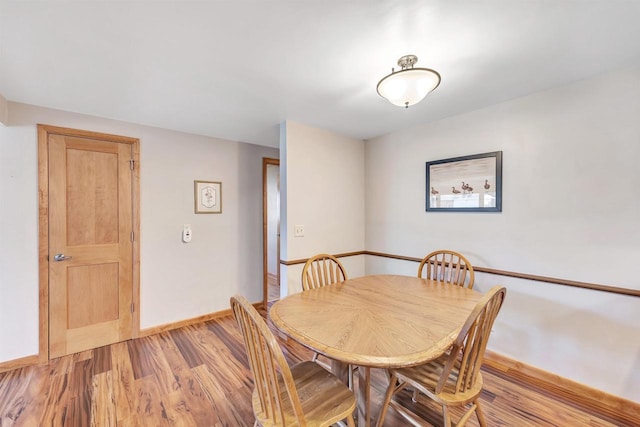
[67,262,119,328]
[48,133,133,358]
[66,147,119,245]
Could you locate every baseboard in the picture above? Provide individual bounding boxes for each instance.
[483,350,640,426]
[0,354,39,374]
[139,302,263,337]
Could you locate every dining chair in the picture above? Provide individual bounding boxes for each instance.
[376,286,507,427]
[301,253,348,291]
[230,295,356,427]
[300,254,356,389]
[417,249,475,289]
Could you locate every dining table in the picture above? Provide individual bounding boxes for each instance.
[269,274,484,427]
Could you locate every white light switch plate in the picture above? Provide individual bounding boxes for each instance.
[182,224,192,243]
[294,224,304,237]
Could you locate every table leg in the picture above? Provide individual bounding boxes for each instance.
[330,359,350,384]
[357,366,371,427]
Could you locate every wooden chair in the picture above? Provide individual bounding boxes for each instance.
[301,253,347,291]
[417,249,475,289]
[376,286,506,427]
[230,295,356,427]
[301,254,356,389]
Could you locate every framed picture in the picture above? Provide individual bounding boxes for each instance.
[426,151,502,212]
[194,180,222,214]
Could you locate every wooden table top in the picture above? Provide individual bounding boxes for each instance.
[270,274,483,369]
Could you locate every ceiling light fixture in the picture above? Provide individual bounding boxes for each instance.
[376,54,441,108]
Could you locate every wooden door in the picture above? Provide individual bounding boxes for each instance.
[43,126,139,358]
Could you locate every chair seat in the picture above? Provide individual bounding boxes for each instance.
[393,355,484,406]
[253,361,357,427]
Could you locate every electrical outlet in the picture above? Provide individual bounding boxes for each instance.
[294,224,304,237]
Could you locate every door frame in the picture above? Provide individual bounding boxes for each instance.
[262,157,280,307]
[37,124,141,361]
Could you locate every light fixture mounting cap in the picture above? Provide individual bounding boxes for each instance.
[397,54,418,69]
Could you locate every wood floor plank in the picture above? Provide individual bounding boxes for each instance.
[156,331,215,425]
[192,364,253,426]
[0,310,633,426]
[90,371,116,427]
[5,367,49,427]
[163,390,198,427]
[169,328,205,369]
[0,369,31,426]
[92,345,112,376]
[134,376,171,427]
[37,371,72,426]
[110,341,136,424]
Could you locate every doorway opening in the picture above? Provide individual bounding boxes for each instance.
[262,158,280,307]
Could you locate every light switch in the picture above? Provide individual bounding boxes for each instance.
[294,224,304,237]
[182,224,192,243]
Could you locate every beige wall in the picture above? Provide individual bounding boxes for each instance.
[364,65,640,401]
[0,102,278,362]
[279,121,366,295]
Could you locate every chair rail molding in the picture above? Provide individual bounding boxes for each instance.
[281,250,640,298]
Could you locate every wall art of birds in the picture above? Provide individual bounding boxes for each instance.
[452,186,461,194]
[484,179,491,190]
[431,187,439,195]
[462,182,473,193]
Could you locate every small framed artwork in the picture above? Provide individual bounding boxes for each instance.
[194,180,222,214]
[426,151,502,212]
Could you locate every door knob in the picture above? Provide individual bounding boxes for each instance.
[53,253,73,262]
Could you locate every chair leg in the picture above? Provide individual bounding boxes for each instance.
[347,414,356,427]
[375,373,399,427]
[475,399,487,427]
[253,420,259,427]
[442,404,452,427]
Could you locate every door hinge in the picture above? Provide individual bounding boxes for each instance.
[129,159,135,170]
[130,303,135,313]
[131,231,134,242]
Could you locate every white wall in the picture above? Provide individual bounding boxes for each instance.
[280,121,366,295]
[365,66,640,401]
[0,102,277,363]
[0,122,39,361]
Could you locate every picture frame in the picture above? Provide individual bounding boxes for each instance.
[194,180,222,214]
[426,151,502,212]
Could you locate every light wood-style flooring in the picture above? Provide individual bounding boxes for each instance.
[268,273,280,302]
[0,308,626,426]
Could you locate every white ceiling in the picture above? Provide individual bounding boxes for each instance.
[1,1,640,148]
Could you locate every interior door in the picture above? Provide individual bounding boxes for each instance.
[47,131,135,358]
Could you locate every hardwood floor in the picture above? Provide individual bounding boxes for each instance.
[267,273,280,302]
[0,309,627,426]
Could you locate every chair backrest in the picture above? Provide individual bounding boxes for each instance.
[417,250,475,289]
[301,253,347,291]
[230,295,307,426]
[435,286,506,395]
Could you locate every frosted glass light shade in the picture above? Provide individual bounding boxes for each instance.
[377,67,441,108]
